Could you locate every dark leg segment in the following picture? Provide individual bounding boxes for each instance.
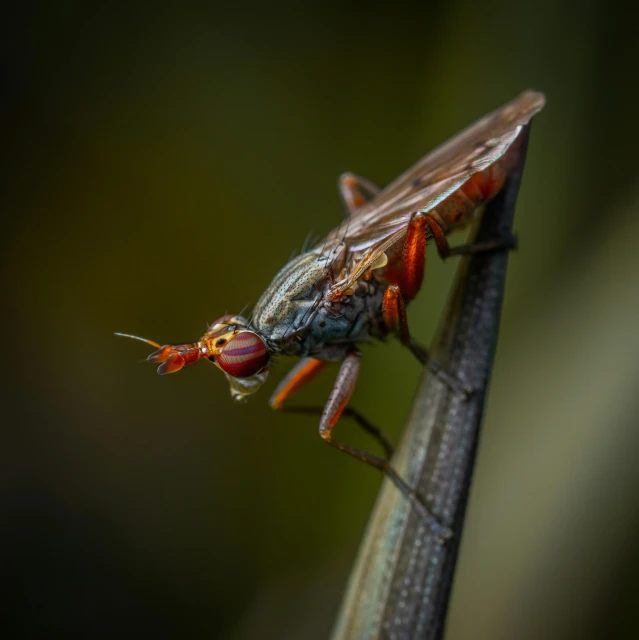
[383,210,516,395]
[318,351,451,541]
[383,284,471,397]
[270,357,328,410]
[271,357,394,457]
[422,213,517,259]
[445,232,518,257]
[278,405,394,458]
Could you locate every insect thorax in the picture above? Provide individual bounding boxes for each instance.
[251,250,388,360]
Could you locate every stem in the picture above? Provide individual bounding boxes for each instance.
[331,125,533,640]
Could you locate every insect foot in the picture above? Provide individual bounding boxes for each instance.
[447,231,519,258]
[426,360,473,399]
[409,495,453,544]
[387,466,453,543]
[434,525,454,545]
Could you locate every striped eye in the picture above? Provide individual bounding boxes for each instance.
[216,331,268,378]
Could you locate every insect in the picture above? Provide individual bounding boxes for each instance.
[118,90,544,538]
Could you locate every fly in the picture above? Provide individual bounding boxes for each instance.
[117,90,545,540]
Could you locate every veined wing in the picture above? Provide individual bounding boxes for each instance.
[321,90,545,293]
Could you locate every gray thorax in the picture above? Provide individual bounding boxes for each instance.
[251,250,388,360]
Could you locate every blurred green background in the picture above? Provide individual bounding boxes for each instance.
[3,2,639,638]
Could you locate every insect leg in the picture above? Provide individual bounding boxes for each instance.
[271,357,394,457]
[278,406,394,458]
[270,357,328,410]
[422,213,517,259]
[396,211,511,296]
[383,284,471,397]
[398,213,428,300]
[446,233,518,257]
[319,351,451,541]
[338,172,381,216]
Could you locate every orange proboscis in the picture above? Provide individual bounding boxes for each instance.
[148,342,203,374]
[114,332,206,375]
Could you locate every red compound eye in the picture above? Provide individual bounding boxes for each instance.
[216,331,268,378]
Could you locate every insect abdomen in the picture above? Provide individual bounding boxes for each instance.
[432,156,509,230]
[461,160,506,202]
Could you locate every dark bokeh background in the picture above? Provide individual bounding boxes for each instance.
[3,3,639,638]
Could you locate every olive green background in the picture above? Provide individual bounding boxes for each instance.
[3,2,639,638]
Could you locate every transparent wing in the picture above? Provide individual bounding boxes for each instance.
[319,90,545,291]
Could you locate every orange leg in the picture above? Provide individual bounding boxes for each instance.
[338,172,381,216]
[384,210,513,394]
[422,214,451,258]
[402,212,518,279]
[383,283,471,397]
[317,351,451,541]
[422,213,517,259]
[397,213,453,302]
[384,282,436,369]
[270,357,328,410]
[398,214,428,300]
[395,211,478,299]
[383,284,411,346]
[270,356,393,458]
[271,353,450,539]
